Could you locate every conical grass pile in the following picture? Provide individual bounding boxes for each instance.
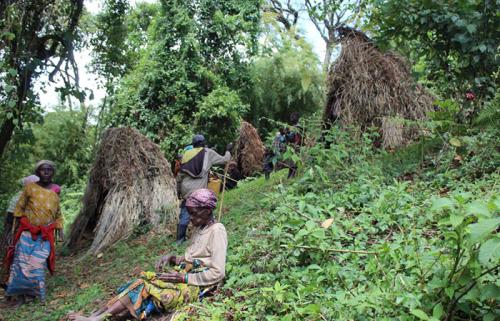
[67,127,178,253]
[323,27,434,148]
[233,121,265,177]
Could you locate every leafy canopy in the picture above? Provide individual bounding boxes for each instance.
[108,0,261,155]
[371,0,499,99]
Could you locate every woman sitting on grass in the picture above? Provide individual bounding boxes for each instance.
[68,188,228,321]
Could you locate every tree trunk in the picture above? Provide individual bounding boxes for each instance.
[323,41,333,73]
[0,118,15,158]
[0,68,33,158]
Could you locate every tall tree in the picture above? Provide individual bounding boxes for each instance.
[0,0,85,158]
[109,0,261,155]
[305,0,366,69]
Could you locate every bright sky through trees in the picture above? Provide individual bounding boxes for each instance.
[39,0,325,109]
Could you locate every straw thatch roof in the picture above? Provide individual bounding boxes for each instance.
[323,27,434,148]
[67,127,178,253]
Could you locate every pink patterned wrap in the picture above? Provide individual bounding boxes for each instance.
[185,189,217,209]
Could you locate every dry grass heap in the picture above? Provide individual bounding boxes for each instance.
[323,27,434,148]
[234,121,265,177]
[67,127,178,254]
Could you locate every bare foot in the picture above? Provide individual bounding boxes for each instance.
[67,312,95,321]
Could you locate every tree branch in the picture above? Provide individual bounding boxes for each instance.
[265,0,300,32]
[282,244,378,255]
[305,0,328,42]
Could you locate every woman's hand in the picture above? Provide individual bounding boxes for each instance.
[155,255,173,271]
[157,272,185,283]
[155,255,186,271]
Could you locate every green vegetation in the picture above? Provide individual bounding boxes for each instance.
[3,122,498,320]
[0,1,498,320]
[371,0,499,99]
[193,127,499,320]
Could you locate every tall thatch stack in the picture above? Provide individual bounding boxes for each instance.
[233,121,265,177]
[67,127,178,254]
[323,27,434,148]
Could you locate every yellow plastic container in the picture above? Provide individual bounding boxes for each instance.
[207,177,222,198]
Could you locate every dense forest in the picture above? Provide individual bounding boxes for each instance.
[0,0,498,320]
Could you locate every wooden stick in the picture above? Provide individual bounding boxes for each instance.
[218,162,229,222]
[282,244,378,255]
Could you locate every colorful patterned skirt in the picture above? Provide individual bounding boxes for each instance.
[109,271,200,320]
[6,231,51,301]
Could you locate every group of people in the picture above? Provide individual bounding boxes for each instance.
[263,114,304,180]
[1,123,302,320]
[0,134,232,320]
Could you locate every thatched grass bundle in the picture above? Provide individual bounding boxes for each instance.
[67,127,178,253]
[323,27,434,148]
[233,121,265,177]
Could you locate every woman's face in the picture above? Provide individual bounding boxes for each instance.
[187,207,213,227]
[37,164,54,184]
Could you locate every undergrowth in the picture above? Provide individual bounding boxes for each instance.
[190,127,499,321]
[1,124,498,321]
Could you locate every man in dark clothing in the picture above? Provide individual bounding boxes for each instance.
[263,147,274,180]
[225,161,242,190]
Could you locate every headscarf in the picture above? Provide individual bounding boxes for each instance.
[35,160,56,173]
[185,188,217,210]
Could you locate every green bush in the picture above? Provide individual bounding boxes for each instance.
[195,87,248,151]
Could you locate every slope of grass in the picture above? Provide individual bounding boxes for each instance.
[0,171,286,321]
[1,126,498,321]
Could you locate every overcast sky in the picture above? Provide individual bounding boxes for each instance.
[40,0,325,109]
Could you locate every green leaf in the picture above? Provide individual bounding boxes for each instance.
[466,24,477,33]
[410,309,429,320]
[480,284,500,301]
[484,313,497,321]
[469,218,500,243]
[2,31,15,40]
[8,68,17,76]
[432,303,443,319]
[311,228,325,240]
[449,137,461,147]
[303,303,321,315]
[465,201,491,217]
[478,44,487,52]
[7,100,16,108]
[449,213,464,228]
[297,228,308,238]
[478,237,500,265]
[445,286,455,298]
[431,198,454,212]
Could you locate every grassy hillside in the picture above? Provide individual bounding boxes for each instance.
[1,127,498,321]
[188,129,499,321]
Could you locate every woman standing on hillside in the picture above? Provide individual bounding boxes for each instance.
[0,175,40,288]
[5,160,64,303]
[68,188,228,321]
